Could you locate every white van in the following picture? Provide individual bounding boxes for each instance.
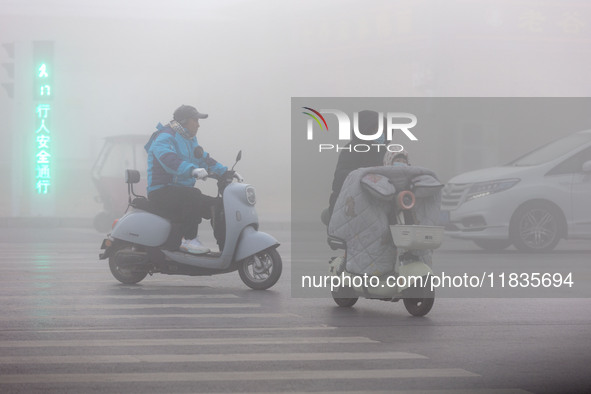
[441,130,591,252]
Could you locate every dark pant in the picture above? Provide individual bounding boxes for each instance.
[148,186,216,240]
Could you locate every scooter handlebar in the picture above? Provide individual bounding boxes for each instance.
[207,170,235,182]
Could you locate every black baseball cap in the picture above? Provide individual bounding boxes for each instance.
[173,105,208,123]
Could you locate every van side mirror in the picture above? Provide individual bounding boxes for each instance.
[582,160,591,173]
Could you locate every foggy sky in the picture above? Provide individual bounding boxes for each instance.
[1,0,590,220]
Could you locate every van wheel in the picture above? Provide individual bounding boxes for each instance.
[239,248,282,290]
[473,239,512,251]
[510,202,563,252]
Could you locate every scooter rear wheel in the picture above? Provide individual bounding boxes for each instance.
[109,244,149,285]
[330,257,358,308]
[238,248,282,290]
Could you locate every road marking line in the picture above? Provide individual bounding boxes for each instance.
[0,294,240,300]
[0,244,95,248]
[0,326,335,334]
[0,369,479,383]
[0,351,426,364]
[0,313,300,321]
[0,256,99,259]
[251,390,531,394]
[0,337,377,347]
[0,280,147,284]
[3,303,261,311]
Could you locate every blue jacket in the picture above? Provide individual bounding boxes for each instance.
[145,123,228,194]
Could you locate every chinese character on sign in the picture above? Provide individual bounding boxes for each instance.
[36,150,51,164]
[36,165,51,179]
[36,179,50,194]
[37,134,50,149]
[36,104,51,119]
[558,12,585,34]
[519,10,546,33]
[35,119,50,134]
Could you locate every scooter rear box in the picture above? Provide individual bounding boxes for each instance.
[390,225,444,250]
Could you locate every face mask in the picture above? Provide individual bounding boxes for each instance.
[392,162,408,167]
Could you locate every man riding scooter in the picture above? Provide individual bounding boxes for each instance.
[145,105,243,254]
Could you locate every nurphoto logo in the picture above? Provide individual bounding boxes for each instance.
[302,107,418,153]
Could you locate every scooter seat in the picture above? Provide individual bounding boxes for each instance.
[131,197,167,219]
[130,197,153,211]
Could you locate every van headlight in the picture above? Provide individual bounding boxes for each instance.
[245,186,256,205]
[465,179,520,202]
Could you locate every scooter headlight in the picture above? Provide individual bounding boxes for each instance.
[245,186,256,205]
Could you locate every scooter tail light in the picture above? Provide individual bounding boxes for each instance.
[112,218,119,229]
[397,190,416,210]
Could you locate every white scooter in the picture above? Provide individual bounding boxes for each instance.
[99,151,282,290]
[324,169,443,316]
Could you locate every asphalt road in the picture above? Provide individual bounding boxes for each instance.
[0,224,590,393]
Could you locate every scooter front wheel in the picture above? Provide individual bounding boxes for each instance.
[238,248,282,290]
[332,294,358,308]
[403,296,434,317]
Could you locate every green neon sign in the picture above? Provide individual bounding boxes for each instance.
[33,41,54,196]
[37,64,51,97]
[35,104,51,194]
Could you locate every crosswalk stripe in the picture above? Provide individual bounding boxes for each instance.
[3,303,261,311]
[0,369,479,383]
[253,390,532,394]
[0,278,246,285]
[0,326,335,334]
[0,280,152,285]
[0,336,377,347]
[0,351,427,364]
[0,244,97,248]
[0,294,240,300]
[0,313,300,321]
[0,258,98,261]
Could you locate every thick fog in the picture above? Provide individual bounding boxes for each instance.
[1,0,590,223]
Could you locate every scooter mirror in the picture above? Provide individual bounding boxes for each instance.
[231,150,242,171]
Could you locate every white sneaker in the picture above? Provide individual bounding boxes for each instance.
[179,237,210,254]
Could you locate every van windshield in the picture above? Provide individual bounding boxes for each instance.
[508,132,591,166]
